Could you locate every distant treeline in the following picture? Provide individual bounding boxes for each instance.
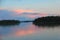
[33,16,60,26]
[0,20,20,25]
[0,16,60,27]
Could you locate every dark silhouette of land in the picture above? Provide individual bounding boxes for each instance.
[21,21,33,22]
[1,16,60,27]
[33,16,60,27]
[0,20,20,26]
[0,20,33,26]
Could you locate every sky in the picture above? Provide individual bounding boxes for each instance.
[0,0,60,20]
[0,0,60,13]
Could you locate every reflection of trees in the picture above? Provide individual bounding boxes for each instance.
[33,16,60,26]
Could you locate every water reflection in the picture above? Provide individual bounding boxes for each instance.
[9,22,39,37]
[1,22,60,40]
[0,22,44,37]
[33,22,60,28]
[12,23,51,37]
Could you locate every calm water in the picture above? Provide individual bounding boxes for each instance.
[0,22,60,40]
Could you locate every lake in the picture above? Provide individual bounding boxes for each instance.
[0,22,60,40]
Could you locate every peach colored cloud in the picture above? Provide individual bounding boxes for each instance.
[26,13,47,18]
[13,9,34,14]
[27,15,37,18]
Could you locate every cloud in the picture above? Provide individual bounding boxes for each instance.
[12,9,47,18]
[0,9,48,21]
[23,13,47,18]
[0,9,35,21]
[13,9,34,14]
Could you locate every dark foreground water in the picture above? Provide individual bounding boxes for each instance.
[0,22,60,40]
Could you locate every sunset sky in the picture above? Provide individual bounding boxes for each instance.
[0,0,60,14]
[0,0,60,20]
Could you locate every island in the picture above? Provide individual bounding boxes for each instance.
[0,20,20,25]
[33,16,60,26]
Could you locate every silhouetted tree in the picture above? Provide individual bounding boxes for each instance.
[0,20,20,26]
[33,16,60,26]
